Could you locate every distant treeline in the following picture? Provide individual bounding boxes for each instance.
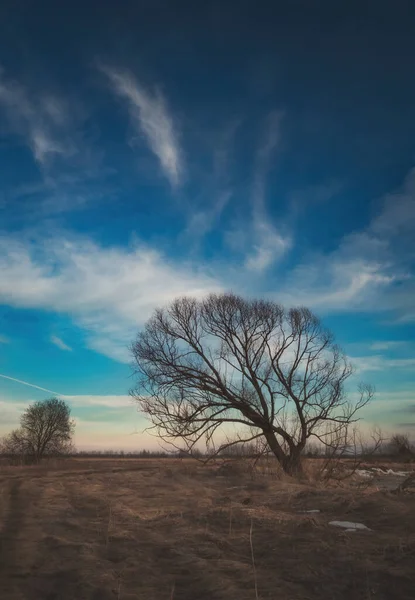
[2,434,413,463]
[73,434,414,461]
[75,449,175,458]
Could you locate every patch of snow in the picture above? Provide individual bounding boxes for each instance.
[371,467,409,477]
[384,469,409,477]
[329,521,371,531]
[356,469,373,478]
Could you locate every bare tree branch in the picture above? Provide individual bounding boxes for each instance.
[130,293,374,476]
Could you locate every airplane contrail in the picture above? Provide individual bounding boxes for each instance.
[0,374,62,396]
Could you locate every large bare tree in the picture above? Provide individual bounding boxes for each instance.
[131,294,373,475]
[1,397,75,463]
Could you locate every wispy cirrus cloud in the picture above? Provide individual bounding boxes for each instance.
[245,220,291,272]
[245,111,291,272]
[0,334,9,344]
[185,190,231,241]
[184,120,240,244]
[274,167,415,316]
[0,68,106,217]
[0,68,74,166]
[101,65,183,187]
[277,253,396,311]
[288,180,344,218]
[50,335,72,352]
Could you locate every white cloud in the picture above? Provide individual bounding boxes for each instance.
[0,69,104,216]
[0,399,27,430]
[0,69,74,166]
[245,219,291,272]
[276,254,396,311]
[244,111,290,272]
[371,168,415,240]
[0,232,221,362]
[251,161,415,317]
[369,341,406,351]
[63,395,133,408]
[102,66,183,187]
[281,167,415,316]
[185,190,231,241]
[0,162,413,364]
[50,335,72,352]
[364,390,415,403]
[288,181,344,217]
[184,121,240,244]
[351,355,415,373]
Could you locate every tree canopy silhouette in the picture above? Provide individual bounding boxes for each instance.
[1,397,75,463]
[130,293,373,475]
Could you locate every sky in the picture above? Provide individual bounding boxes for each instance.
[0,0,414,450]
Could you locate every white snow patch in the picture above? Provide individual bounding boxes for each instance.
[329,521,371,531]
[356,469,373,478]
[356,467,410,478]
[373,468,409,477]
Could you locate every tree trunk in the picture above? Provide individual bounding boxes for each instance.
[264,430,304,477]
[282,449,304,477]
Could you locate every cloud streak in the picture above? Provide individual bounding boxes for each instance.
[102,66,183,187]
[245,111,291,272]
[50,335,72,352]
[0,377,134,410]
[0,68,106,217]
[350,355,415,373]
[63,395,133,408]
[0,373,62,395]
[273,167,415,315]
[369,341,406,351]
[0,69,74,166]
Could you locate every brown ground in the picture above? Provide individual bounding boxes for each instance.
[0,458,414,600]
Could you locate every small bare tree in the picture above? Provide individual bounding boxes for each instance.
[1,397,75,463]
[388,433,413,458]
[130,294,373,476]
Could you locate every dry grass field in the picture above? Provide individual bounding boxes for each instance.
[0,457,414,600]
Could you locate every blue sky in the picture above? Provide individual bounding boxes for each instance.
[0,1,414,449]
